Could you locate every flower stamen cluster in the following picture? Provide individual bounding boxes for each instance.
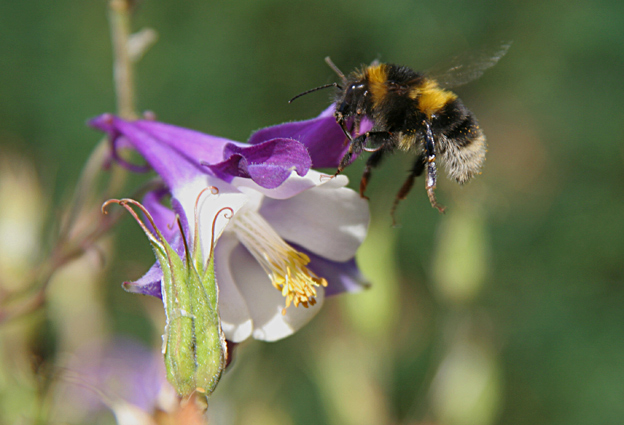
[230,210,327,314]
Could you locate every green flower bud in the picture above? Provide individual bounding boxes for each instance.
[104,199,226,398]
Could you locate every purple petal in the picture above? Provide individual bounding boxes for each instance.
[207,138,311,189]
[90,115,316,190]
[89,114,151,172]
[90,115,208,189]
[248,105,373,168]
[88,115,232,166]
[142,188,177,242]
[132,119,231,166]
[123,261,163,298]
[122,232,187,299]
[293,243,370,296]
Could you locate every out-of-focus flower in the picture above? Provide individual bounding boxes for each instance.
[0,153,46,292]
[0,154,48,423]
[54,337,206,425]
[90,108,370,343]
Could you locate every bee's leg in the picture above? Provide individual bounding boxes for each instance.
[390,154,426,226]
[341,115,363,147]
[353,114,362,137]
[337,117,354,143]
[423,121,445,213]
[360,149,385,199]
[336,133,367,175]
[336,131,394,176]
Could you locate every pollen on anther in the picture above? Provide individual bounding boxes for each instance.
[231,209,328,315]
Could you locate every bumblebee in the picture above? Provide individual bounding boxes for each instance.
[290,43,510,218]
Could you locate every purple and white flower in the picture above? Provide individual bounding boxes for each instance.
[55,337,177,424]
[90,107,371,343]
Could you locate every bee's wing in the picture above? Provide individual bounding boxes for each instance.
[426,41,512,89]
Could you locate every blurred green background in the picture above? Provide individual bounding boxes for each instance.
[1,0,623,424]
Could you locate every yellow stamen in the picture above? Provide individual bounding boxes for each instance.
[230,210,327,314]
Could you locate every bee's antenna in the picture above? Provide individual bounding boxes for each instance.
[325,56,347,83]
[288,57,348,103]
[288,83,340,103]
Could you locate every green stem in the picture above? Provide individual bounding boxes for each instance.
[0,0,142,325]
[109,0,137,119]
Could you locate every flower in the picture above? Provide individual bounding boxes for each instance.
[54,337,206,425]
[90,107,370,343]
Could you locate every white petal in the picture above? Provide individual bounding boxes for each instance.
[214,234,253,343]
[231,170,350,200]
[259,184,369,261]
[228,243,324,342]
[111,402,157,425]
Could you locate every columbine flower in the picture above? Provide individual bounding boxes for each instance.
[90,107,370,343]
[55,337,205,425]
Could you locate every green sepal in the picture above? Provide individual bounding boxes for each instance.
[188,209,227,394]
[188,253,226,394]
[132,215,226,398]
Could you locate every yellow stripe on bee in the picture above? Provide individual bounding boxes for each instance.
[410,79,457,118]
[366,64,388,110]
[398,133,417,152]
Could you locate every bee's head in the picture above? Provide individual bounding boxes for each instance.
[322,57,364,123]
[335,80,368,121]
[288,57,369,135]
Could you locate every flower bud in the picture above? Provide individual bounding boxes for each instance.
[104,199,226,397]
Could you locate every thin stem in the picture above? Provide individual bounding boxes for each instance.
[58,136,109,238]
[0,0,145,325]
[60,0,138,235]
[109,0,137,119]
